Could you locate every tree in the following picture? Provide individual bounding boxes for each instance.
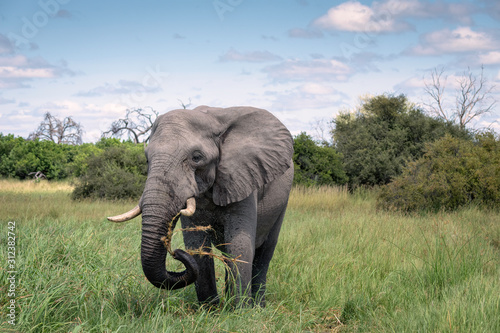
[29,112,83,145]
[332,94,470,187]
[293,132,347,186]
[102,107,158,144]
[424,66,496,129]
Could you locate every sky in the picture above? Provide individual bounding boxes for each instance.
[1,0,500,142]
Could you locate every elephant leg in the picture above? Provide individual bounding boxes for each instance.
[221,194,257,307]
[180,216,218,304]
[252,207,286,307]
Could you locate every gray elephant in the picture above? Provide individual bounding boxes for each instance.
[108,106,294,307]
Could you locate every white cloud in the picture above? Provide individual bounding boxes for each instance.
[268,84,346,110]
[219,49,282,62]
[36,100,86,117]
[478,51,500,65]
[0,66,55,78]
[312,0,476,33]
[264,84,347,136]
[395,76,426,91]
[0,93,15,105]
[408,27,497,56]
[0,54,74,89]
[313,1,409,33]
[377,0,473,24]
[264,59,351,82]
[0,108,40,137]
[300,83,335,95]
[376,0,423,16]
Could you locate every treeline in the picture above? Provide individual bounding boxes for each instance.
[296,94,499,210]
[0,135,147,200]
[1,94,499,211]
[0,135,122,180]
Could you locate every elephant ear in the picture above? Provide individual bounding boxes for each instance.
[208,106,293,206]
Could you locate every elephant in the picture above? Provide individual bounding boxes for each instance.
[108,105,294,307]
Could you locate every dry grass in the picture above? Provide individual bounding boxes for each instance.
[0,178,73,193]
[0,178,138,223]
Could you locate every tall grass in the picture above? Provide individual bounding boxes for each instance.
[1,180,499,332]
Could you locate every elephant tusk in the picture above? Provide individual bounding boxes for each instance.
[107,205,142,222]
[179,198,196,216]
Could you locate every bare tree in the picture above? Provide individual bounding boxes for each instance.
[424,66,496,129]
[424,68,448,120]
[178,98,192,109]
[29,112,83,145]
[311,118,333,146]
[102,107,159,143]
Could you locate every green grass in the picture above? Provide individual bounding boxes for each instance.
[1,179,499,332]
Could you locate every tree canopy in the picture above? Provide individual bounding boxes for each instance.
[332,94,470,187]
[293,132,347,186]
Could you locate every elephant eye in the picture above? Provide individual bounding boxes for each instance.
[191,152,204,163]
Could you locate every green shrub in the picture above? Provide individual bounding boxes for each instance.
[71,144,147,200]
[377,132,500,212]
[293,132,348,186]
[0,137,69,179]
[64,143,103,177]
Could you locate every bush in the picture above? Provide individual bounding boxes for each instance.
[64,143,103,177]
[377,133,500,212]
[71,144,147,200]
[332,94,470,187]
[293,132,348,186]
[0,137,69,180]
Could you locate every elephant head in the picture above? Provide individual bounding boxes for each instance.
[108,106,293,291]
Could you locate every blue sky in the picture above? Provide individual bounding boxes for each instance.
[1,0,500,142]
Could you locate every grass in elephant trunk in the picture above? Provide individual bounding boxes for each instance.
[1,181,499,332]
[161,216,248,265]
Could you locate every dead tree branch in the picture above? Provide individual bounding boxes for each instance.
[424,67,449,121]
[455,66,496,129]
[28,112,83,145]
[102,107,159,143]
[424,66,496,129]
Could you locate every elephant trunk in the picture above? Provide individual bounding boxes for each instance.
[140,201,198,290]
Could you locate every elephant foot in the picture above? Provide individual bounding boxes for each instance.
[198,295,220,311]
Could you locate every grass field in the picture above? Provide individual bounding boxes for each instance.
[1,179,499,332]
